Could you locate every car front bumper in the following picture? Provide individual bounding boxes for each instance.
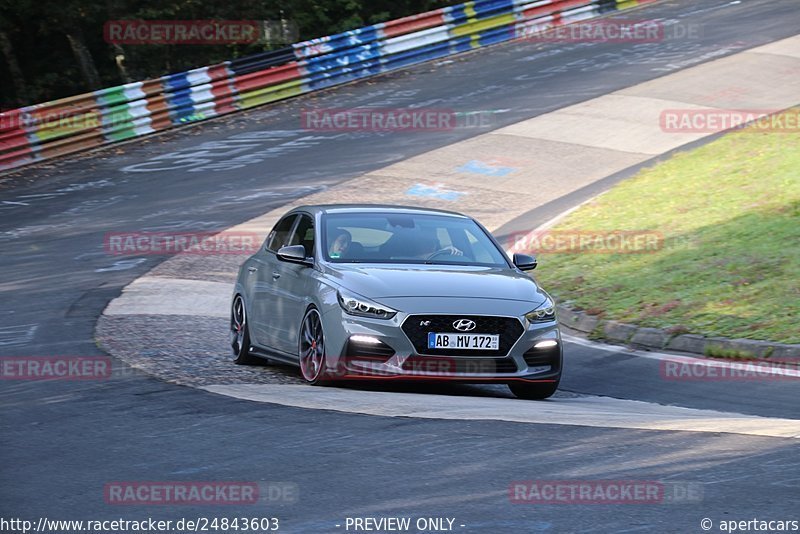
[320,302,562,383]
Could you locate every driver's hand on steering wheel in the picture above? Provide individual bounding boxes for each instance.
[438,245,463,256]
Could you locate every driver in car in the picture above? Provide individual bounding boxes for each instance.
[329,229,352,259]
[415,234,463,258]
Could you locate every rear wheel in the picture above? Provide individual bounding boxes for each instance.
[299,308,330,385]
[231,295,259,365]
[509,381,559,400]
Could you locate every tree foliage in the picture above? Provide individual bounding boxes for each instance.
[0,0,451,108]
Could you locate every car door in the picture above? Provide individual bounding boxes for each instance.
[249,214,298,349]
[271,213,316,354]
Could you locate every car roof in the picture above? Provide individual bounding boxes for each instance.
[291,204,470,218]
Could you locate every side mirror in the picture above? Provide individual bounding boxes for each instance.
[513,253,537,271]
[277,245,312,265]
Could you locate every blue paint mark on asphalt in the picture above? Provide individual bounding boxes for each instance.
[406,183,465,201]
[457,159,517,177]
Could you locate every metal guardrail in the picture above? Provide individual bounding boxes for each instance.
[0,0,656,172]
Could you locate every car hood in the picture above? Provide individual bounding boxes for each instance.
[324,263,547,304]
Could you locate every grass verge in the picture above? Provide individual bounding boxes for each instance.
[533,109,800,344]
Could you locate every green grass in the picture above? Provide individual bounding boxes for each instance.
[703,345,763,360]
[535,110,800,344]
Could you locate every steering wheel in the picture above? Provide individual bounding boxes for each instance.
[425,248,455,260]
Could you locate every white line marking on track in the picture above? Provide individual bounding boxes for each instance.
[201,383,800,439]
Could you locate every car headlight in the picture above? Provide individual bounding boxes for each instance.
[337,288,397,319]
[525,299,556,323]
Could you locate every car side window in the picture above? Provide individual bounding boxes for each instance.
[267,215,298,252]
[289,214,315,258]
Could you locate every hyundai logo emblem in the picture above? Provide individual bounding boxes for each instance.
[453,319,476,332]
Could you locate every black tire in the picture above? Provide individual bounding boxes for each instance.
[298,308,330,385]
[231,295,260,365]
[508,380,559,400]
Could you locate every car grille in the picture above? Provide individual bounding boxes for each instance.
[402,355,518,374]
[401,314,524,356]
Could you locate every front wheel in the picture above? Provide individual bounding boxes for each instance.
[508,381,559,400]
[299,308,330,385]
[231,295,259,365]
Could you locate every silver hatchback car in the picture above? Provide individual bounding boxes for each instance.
[231,205,562,399]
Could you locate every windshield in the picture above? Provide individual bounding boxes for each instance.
[323,212,510,266]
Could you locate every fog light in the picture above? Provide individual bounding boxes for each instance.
[350,335,382,345]
[534,340,558,349]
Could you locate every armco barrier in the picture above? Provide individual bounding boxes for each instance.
[0,0,658,172]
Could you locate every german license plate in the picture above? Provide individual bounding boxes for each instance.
[427,333,499,350]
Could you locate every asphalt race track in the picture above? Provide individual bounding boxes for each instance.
[2,0,800,532]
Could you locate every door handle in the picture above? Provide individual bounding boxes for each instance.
[248,267,258,273]
[272,272,281,280]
